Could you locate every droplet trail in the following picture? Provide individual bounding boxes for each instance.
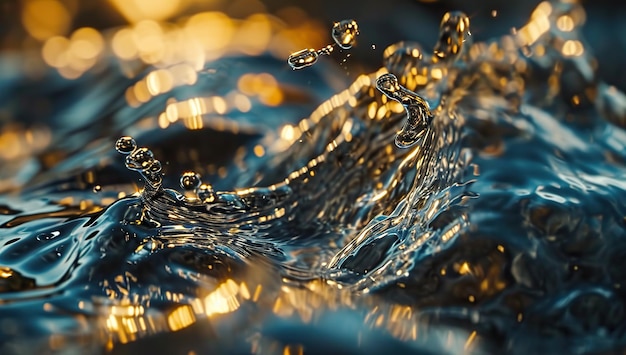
[288,19,359,70]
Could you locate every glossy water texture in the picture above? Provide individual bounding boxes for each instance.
[1,1,626,354]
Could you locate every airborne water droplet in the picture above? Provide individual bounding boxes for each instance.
[115,136,137,154]
[197,184,216,203]
[179,172,202,191]
[288,49,319,70]
[332,19,359,50]
[125,148,155,171]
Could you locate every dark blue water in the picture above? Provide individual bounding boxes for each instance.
[1,1,626,354]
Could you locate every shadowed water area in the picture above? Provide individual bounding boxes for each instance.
[1,1,626,354]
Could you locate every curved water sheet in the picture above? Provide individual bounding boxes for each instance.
[0,1,626,354]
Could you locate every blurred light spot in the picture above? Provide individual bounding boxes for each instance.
[42,36,70,68]
[213,97,227,114]
[235,14,272,56]
[167,305,195,331]
[562,40,584,57]
[133,20,165,64]
[253,145,265,157]
[112,28,138,60]
[237,72,283,106]
[22,0,71,41]
[184,12,234,61]
[109,0,184,23]
[556,15,575,32]
[233,94,251,112]
[203,279,240,317]
[280,125,295,141]
[146,69,173,96]
[69,27,104,60]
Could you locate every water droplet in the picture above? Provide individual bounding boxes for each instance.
[375,73,433,148]
[148,160,162,174]
[317,44,334,56]
[125,147,155,171]
[288,48,319,70]
[180,171,202,191]
[332,19,359,49]
[433,11,471,63]
[197,184,216,203]
[93,185,102,193]
[371,44,376,50]
[115,136,136,154]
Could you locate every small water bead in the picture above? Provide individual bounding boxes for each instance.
[197,184,216,203]
[332,19,359,49]
[433,11,471,63]
[125,147,155,171]
[288,49,319,70]
[179,171,202,191]
[375,73,433,148]
[148,160,162,174]
[115,136,137,154]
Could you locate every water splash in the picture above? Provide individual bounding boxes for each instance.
[288,19,360,70]
[1,2,626,354]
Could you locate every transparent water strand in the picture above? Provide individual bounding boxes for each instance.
[376,73,434,148]
[288,19,360,70]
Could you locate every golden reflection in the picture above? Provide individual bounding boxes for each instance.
[0,267,14,278]
[167,305,196,331]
